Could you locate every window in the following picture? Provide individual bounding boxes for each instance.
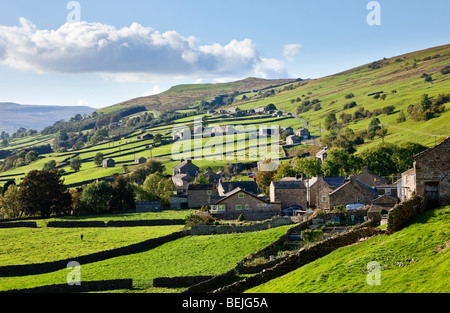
[245,204,250,211]
[386,189,391,196]
[236,204,242,211]
[207,190,212,196]
[321,196,326,202]
[238,193,244,199]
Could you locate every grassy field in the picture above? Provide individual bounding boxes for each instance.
[247,206,450,293]
[0,224,293,292]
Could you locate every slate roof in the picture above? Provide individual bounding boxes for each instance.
[219,180,259,195]
[271,180,306,189]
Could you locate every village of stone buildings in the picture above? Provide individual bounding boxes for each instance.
[135,123,450,229]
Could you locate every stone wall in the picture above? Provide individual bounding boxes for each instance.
[190,217,294,236]
[47,221,106,228]
[0,222,37,228]
[387,196,423,233]
[153,276,215,288]
[1,279,133,293]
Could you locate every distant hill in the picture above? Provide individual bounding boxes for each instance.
[0,103,96,134]
[99,77,297,114]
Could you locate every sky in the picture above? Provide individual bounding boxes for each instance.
[0,0,449,109]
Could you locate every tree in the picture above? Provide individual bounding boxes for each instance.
[322,148,362,177]
[20,170,72,218]
[25,151,39,164]
[70,156,82,172]
[273,162,299,181]
[0,185,24,219]
[43,160,57,171]
[110,176,136,212]
[293,158,322,178]
[154,134,163,145]
[265,103,277,112]
[418,94,432,113]
[94,153,104,167]
[79,181,115,213]
[359,143,399,177]
[324,113,338,131]
[255,170,276,195]
[140,173,175,208]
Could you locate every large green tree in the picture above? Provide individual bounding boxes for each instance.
[78,181,115,213]
[20,170,72,218]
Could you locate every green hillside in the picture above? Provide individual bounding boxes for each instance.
[99,77,296,114]
[248,206,450,293]
[231,44,450,150]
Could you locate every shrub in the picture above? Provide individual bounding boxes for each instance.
[382,106,396,115]
[441,66,450,75]
[238,214,246,222]
[185,212,216,227]
[301,229,324,245]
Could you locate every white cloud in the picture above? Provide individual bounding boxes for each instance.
[76,99,89,107]
[0,19,289,80]
[283,44,302,62]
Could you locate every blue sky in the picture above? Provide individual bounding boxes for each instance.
[0,0,449,109]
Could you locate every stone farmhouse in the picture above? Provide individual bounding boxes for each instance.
[173,159,200,178]
[315,147,329,164]
[399,137,450,209]
[210,188,281,221]
[328,176,377,209]
[295,128,311,139]
[218,180,260,197]
[286,135,302,145]
[307,176,346,210]
[187,184,218,209]
[270,180,307,209]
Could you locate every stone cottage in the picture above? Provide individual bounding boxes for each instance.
[295,128,311,139]
[210,188,282,221]
[270,180,307,209]
[328,176,377,210]
[307,176,346,210]
[173,159,200,178]
[354,166,387,187]
[187,184,218,209]
[400,137,450,209]
[286,135,302,145]
[218,180,260,197]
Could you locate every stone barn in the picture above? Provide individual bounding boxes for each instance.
[401,137,450,210]
[102,158,115,168]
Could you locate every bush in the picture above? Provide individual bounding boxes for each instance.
[238,214,246,222]
[185,212,216,228]
[441,66,450,75]
[301,229,324,245]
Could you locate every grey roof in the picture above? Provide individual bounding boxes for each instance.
[271,180,306,189]
[219,180,259,195]
[187,184,214,191]
[173,160,199,171]
[214,187,268,205]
